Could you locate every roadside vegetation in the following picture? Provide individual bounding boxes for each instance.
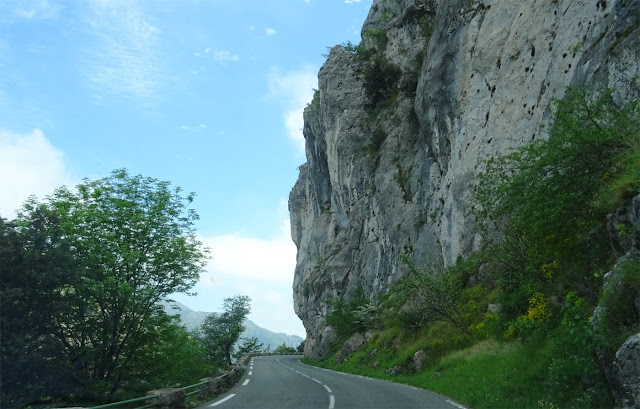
[0,171,268,408]
[304,89,640,409]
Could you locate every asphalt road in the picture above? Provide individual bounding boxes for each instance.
[198,355,465,409]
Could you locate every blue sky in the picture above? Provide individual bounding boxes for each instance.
[0,0,372,337]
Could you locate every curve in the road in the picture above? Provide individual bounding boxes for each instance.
[200,355,466,409]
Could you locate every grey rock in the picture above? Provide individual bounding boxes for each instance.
[290,0,640,359]
[369,348,379,359]
[487,304,501,314]
[373,360,380,368]
[608,195,640,252]
[413,350,428,371]
[386,365,405,376]
[337,332,366,363]
[145,388,186,409]
[365,330,380,342]
[613,333,640,409]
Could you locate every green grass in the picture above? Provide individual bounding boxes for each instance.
[395,340,552,409]
[305,329,612,409]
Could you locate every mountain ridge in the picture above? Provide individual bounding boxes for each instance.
[161,299,304,350]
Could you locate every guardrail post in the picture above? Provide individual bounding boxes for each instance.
[145,388,186,409]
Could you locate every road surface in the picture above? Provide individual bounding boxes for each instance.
[198,355,464,409]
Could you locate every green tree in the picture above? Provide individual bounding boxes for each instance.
[273,343,297,354]
[0,214,77,407]
[475,89,639,320]
[233,337,264,359]
[6,169,209,401]
[396,256,471,336]
[200,295,251,367]
[125,316,212,397]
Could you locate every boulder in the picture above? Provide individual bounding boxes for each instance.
[386,365,404,376]
[336,332,366,363]
[413,350,428,371]
[145,388,186,409]
[613,333,640,409]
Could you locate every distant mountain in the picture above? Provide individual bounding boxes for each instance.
[161,300,304,350]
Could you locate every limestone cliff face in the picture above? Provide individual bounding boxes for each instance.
[289,0,640,359]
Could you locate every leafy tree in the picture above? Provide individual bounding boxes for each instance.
[475,89,639,320]
[4,169,209,401]
[124,316,212,397]
[325,288,368,341]
[273,343,297,354]
[200,295,251,367]
[0,214,77,407]
[396,256,471,335]
[233,337,264,359]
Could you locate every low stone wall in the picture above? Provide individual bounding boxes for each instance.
[55,359,248,409]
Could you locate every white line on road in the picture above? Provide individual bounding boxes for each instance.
[209,394,236,407]
[323,385,332,393]
[311,378,321,384]
[329,395,335,409]
[242,379,250,386]
[248,371,252,376]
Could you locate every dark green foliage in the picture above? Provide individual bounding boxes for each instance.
[476,89,639,323]
[395,257,472,335]
[597,259,640,352]
[368,127,387,154]
[0,170,210,406]
[200,295,251,367]
[123,316,212,398]
[401,5,437,41]
[363,29,388,51]
[234,337,264,359]
[0,215,76,407]
[326,288,377,342]
[363,56,401,110]
[545,292,613,408]
[274,343,298,354]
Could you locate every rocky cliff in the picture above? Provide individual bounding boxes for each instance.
[289,0,639,359]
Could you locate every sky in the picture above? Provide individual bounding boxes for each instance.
[0,0,373,338]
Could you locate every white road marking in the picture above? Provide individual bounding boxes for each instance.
[446,399,467,409]
[209,394,236,407]
[242,379,250,386]
[277,357,335,409]
[248,371,252,376]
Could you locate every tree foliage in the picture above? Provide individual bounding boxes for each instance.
[475,89,639,320]
[1,169,209,406]
[395,256,471,335]
[200,295,251,367]
[233,337,264,359]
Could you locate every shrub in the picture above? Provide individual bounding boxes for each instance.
[363,56,401,110]
[476,89,640,322]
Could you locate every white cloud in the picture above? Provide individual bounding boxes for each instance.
[213,49,239,63]
[267,66,318,155]
[248,25,256,31]
[0,0,62,22]
[345,0,362,3]
[179,124,207,131]
[174,200,304,336]
[85,1,160,99]
[0,129,73,218]
[198,216,296,286]
[265,27,277,36]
